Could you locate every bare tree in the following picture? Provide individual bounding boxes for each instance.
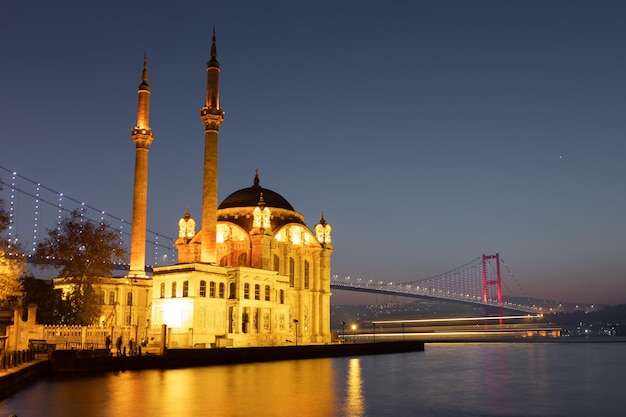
[34,209,127,325]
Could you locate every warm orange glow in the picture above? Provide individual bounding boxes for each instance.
[345,358,364,416]
[161,301,192,328]
[290,227,301,244]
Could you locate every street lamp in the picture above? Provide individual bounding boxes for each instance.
[126,277,138,354]
[351,324,357,344]
[293,319,299,346]
[340,321,346,343]
[125,278,137,326]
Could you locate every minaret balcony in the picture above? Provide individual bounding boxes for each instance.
[131,128,154,148]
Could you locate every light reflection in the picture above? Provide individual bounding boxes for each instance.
[344,358,365,417]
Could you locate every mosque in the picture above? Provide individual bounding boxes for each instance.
[125,31,334,347]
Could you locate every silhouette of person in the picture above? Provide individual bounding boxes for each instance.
[116,336,122,356]
[105,335,111,351]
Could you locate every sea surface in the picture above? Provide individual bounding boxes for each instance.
[1,340,624,417]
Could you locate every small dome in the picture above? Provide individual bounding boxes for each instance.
[218,172,295,211]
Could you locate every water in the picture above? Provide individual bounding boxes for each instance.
[1,341,624,417]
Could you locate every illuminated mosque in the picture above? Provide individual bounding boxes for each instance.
[127,31,334,347]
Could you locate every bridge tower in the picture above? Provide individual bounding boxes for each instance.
[482,253,503,307]
[199,28,225,264]
[129,54,154,277]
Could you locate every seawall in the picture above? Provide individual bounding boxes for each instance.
[0,359,51,401]
[49,341,425,373]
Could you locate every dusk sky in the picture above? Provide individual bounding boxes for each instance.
[1,1,625,305]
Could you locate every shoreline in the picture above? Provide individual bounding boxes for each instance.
[1,341,425,400]
[0,359,50,401]
[48,341,426,373]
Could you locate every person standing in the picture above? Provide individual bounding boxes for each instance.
[116,336,123,356]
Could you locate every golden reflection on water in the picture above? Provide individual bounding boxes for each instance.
[116,359,341,417]
[0,357,364,416]
[343,358,365,417]
[210,360,338,416]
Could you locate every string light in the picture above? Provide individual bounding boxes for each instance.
[57,192,64,232]
[32,183,40,253]
[1,165,179,272]
[119,219,124,248]
[154,233,159,266]
[7,171,16,248]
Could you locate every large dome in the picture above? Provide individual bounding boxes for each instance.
[218,173,295,211]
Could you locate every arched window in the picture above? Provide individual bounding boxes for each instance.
[200,280,206,297]
[127,291,133,306]
[229,282,236,299]
[220,255,228,267]
[238,252,247,266]
[304,260,310,289]
[264,285,270,301]
[218,283,225,298]
[289,257,295,287]
[244,283,250,299]
[273,254,280,272]
[160,282,165,298]
[98,291,105,305]
[210,281,216,298]
[171,282,177,298]
[279,289,285,304]
[183,280,189,297]
[109,291,116,305]
[254,284,260,300]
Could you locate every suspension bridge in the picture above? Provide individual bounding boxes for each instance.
[331,253,537,313]
[1,165,538,313]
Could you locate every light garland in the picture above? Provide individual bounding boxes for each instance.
[1,165,178,269]
[8,171,16,248]
[32,183,40,253]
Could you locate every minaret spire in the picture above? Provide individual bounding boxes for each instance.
[129,54,154,277]
[199,29,225,264]
[210,27,218,63]
[141,52,149,84]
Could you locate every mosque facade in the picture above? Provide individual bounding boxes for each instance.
[130,32,334,347]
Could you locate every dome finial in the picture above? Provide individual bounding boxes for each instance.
[253,168,260,187]
[319,212,327,226]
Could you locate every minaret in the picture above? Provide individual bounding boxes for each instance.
[199,29,224,264]
[129,54,154,276]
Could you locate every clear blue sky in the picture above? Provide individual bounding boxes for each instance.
[1,1,625,304]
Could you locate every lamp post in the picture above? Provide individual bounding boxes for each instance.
[293,319,299,346]
[351,324,357,344]
[125,278,136,326]
[126,277,138,352]
[340,321,346,343]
